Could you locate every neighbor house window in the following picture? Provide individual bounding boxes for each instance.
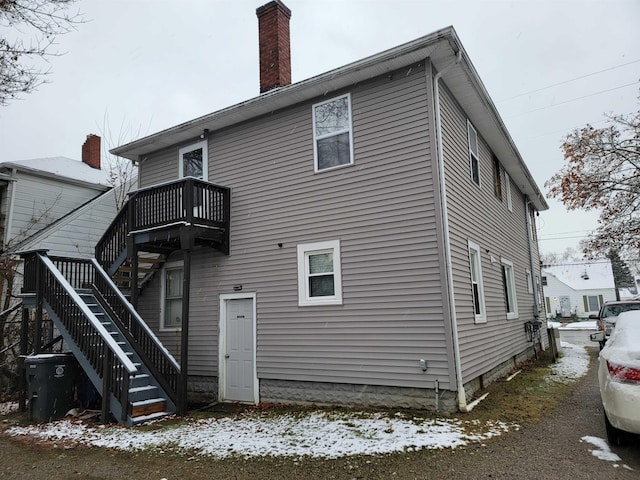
[467,121,480,187]
[178,140,208,180]
[297,240,343,306]
[501,258,518,319]
[504,171,512,211]
[313,94,354,172]
[583,295,603,312]
[161,263,183,330]
[542,276,548,286]
[468,240,486,323]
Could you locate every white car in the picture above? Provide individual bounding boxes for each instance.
[596,311,640,445]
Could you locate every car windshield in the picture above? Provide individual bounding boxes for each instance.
[602,303,640,318]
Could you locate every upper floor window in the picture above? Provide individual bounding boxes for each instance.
[297,240,343,306]
[468,240,486,323]
[313,94,354,172]
[178,140,208,181]
[492,154,502,200]
[467,121,480,187]
[504,171,512,211]
[501,258,518,319]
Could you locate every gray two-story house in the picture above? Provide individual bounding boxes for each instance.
[21,1,548,425]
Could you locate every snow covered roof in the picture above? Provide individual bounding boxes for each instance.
[0,156,110,188]
[542,261,614,291]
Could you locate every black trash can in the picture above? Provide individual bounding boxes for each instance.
[26,353,79,422]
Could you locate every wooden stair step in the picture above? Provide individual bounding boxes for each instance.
[131,398,167,418]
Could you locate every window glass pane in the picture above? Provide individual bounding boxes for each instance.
[165,299,182,327]
[587,295,600,311]
[317,132,350,170]
[315,97,349,136]
[165,269,183,297]
[183,148,203,178]
[468,125,478,155]
[471,157,480,185]
[472,283,481,315]
[309,252,333,274]
[309,275,335,297]
[469,250,478,280]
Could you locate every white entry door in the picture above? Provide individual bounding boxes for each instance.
[221,295,256,403]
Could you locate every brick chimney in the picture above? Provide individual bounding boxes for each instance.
[81,134,101,169]
[256,0,292,93]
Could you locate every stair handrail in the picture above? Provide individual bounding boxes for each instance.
[90,258,181,402]
[95,198,129,272]
[39,254,138,374]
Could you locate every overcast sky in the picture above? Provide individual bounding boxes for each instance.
[1,0,639,255]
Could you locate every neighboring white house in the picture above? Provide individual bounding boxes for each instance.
[542,261,617,319]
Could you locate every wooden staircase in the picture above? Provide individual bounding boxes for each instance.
[78,289,174,425]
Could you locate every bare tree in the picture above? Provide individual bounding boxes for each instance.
[0,0,82,106]
[99,112,142,208]
[546,98,640,259]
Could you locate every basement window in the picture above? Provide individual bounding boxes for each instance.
[312,94,354,172]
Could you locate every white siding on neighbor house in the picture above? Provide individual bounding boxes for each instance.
[7,171,106,247]
[439,84,542,384]
[137,62,455,390]
[12,186,122,258]
[542,274,616,318]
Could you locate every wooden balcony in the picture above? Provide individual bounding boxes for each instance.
[96,178,231,273]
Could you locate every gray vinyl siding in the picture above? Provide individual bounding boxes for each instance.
[7,172,105,245]
[137,62,454,390]
[439,84,539,383]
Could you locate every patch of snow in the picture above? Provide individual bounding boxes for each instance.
[581,436,623,462]
[547,321,562,329]
[3,344,590,459]
[559,321,597,330]
[546,342,590,382]
[7,413,516,459]
[0,402,18,415]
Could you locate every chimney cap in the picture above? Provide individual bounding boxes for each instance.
[256,0,291,18]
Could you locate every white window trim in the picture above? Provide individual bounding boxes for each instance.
[297,240,343,306]
[160,261,184,331]
[504,171,512,211]
[467,120,480,188]
[312,93,354,173]
[501,258,519,320]
[468,240,486,323]
[178,140,209,181]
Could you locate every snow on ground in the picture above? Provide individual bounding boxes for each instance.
[581,436,622,462]
[1,344,591,459]
[546,342,591,382]
[0,402,18,415]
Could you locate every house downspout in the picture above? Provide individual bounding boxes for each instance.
[525,197,540,320]
[4,168,18,247]
[433,50,469,412]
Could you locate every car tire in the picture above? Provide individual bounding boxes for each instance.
[604,412,628,446]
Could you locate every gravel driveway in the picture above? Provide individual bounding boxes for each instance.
[1,347,638,479]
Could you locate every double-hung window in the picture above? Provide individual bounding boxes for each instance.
[312,94,354,172]
[178,140,208,180]
[468,240,486,323]
[584,295,603,312]
[161,263,184,330]
[501,258,518,319]
[467,121,480,187]
[297,240,343,306]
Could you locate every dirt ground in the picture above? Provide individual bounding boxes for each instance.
[1,347,639,480]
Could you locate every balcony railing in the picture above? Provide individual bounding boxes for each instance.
[96,177,231,272]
